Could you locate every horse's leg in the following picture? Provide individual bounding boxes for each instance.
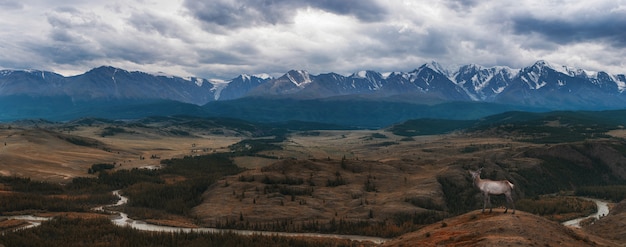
[506,193,515,214]
[482,193,487,213]
[503,193,509,213]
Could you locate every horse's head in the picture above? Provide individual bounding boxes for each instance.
[468,168,483,180]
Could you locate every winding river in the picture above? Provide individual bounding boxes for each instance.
[562,198,609,228]
[2,192,610,243]
[6,190,389,244]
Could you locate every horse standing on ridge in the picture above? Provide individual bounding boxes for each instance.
[469,168,515,214]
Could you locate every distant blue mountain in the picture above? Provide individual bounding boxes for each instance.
[1,60,626,125]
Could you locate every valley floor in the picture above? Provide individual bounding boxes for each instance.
[1,120,626,246]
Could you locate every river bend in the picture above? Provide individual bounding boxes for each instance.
[73,190,389,244]
[5,191,609,243]
[562,198,609,228]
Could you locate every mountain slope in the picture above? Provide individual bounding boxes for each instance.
[383,211,618,246]
[453,64,516,101]
[203,98,534,128]
[495,61,626,109]
[0,95,207,122]
[217,74,268,100]
[2,61,626,108]
[2,60,626,122]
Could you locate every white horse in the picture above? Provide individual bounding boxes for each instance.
[469,168,515,214]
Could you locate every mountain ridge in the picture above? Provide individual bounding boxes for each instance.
[2,60,625,108]
[2,60,626,124]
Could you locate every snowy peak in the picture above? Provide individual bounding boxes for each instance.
[233,73,272,83]
[284,70,312,87]
[349,70,384,86]
[526,60,586,77]
[2,60,626,111]
[455,64,483,81]
[526,60,553,76]
[350,70,381,79]
[531,60,549,70]
[352,70,368,79]
[563,67,590,78]
[238,74,252,82]
[422,61,450,76]
[518,60,556,89]
[516,60,603,91]
[217,73,269,100]
[453,64,513,100]
[253,73,272,80]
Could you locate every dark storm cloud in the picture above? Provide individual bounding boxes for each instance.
[127,11,187,38]
[309,0,387,22]
[196,40,263,66]
[32,39,102,65]
[198,49,251,66]
[38,8,108,64]
[0,0,22,9]
[512,14,626,47]
[183,0,386,29]
[445,0,479,11]
[40,6,188,68]
[2,0,626,79]
[104,44,162,65]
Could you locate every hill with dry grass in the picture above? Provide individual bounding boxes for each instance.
[0,120,243,182]
[583,200,626,244]
[2,114,626,246]
[383,210,621,247]
[192,158,446,237]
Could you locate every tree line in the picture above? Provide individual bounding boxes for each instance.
[0,153,242,219]
[214,210,446,238]
[0,217,364,247]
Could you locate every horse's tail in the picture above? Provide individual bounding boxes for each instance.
[506,181,514,189]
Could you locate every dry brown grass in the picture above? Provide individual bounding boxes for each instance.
[2,123,624,245]
[192,130,545,231]
[0,125,241,183]
[584,200,626,244]
[383,210,621,247]
[193,157,445,226]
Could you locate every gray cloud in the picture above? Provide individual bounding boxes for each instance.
[127,12,187,38]
[0,0,22,9]
[445,0,479,11]
[183,0,386,30]
[32,34,102,65]
[513,15,626,47]
[46,7,106,29]
[38,8,109,65]
[309,0,387,22]
[1,0,626,79]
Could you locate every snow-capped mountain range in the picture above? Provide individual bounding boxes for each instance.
[2,60,626,110]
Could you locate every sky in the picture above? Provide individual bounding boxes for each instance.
[1,0,625,80]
